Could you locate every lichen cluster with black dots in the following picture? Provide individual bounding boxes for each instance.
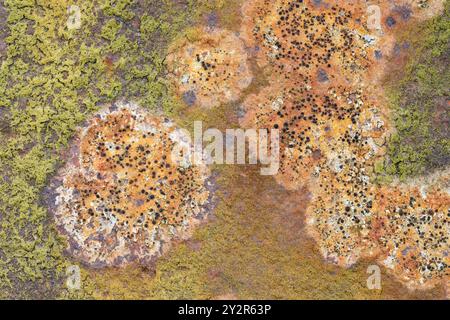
[52,102,210,267]
[167,28,253,108]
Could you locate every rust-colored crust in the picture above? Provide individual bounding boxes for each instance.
[167,28,253,108]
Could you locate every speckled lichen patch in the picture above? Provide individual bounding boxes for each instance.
[241,0,379,91]
[239,0,387,190]
[167,28,253,108]
[372,177,449,290]
[308,169,450,290]
[238,0,449,290]
[51,102,211,267]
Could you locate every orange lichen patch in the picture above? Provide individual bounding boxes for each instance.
[304,116,387,266]
[167,28,253,108]
[237,0,448,289]
[239,0,389,187]
[372,180,449,290]
[241,0,371,85]
[306,152,449,289]
[240,0,444,86]
[51,102,211,267]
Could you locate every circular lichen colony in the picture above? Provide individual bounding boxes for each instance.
[239,0,385,191]
[167,28,253,108]
[52,102,211,267]
[238,0,449,289]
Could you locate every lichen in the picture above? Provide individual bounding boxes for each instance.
[237,0,449,290]
[0,0,448,299]
[167,27,253,108]
[51,102,211,268]
[0,0,224,298]
[379,0,450,180]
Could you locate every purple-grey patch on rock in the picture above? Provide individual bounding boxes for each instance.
[182,90,197,106]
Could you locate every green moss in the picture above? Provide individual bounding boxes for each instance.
[378,2,450,181]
